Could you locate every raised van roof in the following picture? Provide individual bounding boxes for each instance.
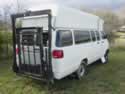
[22,4,104,31]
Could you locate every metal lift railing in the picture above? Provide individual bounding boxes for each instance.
[11,10,53,82]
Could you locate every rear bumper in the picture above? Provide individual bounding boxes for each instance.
[53,71,70,80]
[54,73,63,80]
[14,64,53,81]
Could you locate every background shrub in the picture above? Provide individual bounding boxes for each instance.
[0,31,12,59]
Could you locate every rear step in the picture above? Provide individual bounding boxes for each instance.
[20,64,42,74]
[18,72,48,82]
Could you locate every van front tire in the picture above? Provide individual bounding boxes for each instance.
[101,52,109,64]
[104,52,109,64]
[75,61,86,80]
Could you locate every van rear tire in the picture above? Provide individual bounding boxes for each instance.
[75,61,86,80]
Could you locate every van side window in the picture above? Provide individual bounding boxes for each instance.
[90,31,96,41]
[101,32,107,39]
[56,30,73,47]
[74,31,91,44]
[95,31,100,41]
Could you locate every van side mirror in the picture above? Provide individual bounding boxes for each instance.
[102,32,108,39]
[104,34,108,39]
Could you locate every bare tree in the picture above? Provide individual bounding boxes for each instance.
[93,10,122,44]
[16,0,28,13]
[94,10,121,33]
[0,0,28,58]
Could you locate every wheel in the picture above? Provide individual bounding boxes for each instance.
[75,61,87,80]
[104,52,109,64]
[101,52,109,64]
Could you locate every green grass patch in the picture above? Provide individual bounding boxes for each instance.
[0,48,125,94]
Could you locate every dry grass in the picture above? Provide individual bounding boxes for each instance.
[0,48,125,94]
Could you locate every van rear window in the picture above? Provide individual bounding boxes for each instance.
[21,31,34,45]
[56,30,73,47]
[21,31,40,46]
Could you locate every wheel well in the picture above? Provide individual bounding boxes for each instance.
[106,49,109,54]
[82,58,88,65]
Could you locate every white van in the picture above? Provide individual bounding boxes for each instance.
[11,5,109,82]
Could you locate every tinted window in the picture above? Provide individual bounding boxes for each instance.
[95,31,100,41]
[56,30,73,47]
[90,31,96,41]
[74,31,91,44]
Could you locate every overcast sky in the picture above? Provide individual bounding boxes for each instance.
[0,0,125,10]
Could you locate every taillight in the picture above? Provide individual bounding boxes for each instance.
[52,50,64,59]
[16,48,19,54]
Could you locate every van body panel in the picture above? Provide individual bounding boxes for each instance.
[29,4,102,30]
[51,29,109,79]
[12,5,109,81]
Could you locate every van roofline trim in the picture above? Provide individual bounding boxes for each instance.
[54,27,99,31]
